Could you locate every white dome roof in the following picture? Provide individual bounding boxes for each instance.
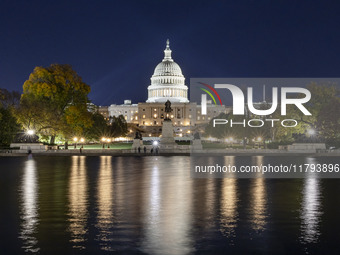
[153,60,183,77]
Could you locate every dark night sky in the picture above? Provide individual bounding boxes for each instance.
[1,0,340,105]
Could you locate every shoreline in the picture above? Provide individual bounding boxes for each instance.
[1,150,340,157]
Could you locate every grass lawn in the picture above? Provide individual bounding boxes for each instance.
[176,141,190,145]
[64,143,133,150]
[202,142,253,149]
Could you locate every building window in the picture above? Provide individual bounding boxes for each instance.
[135,116,138,120]
[125,115,127,120]
[143,109,145,111]
[153,114,157,119]
[154,108,157,111]
[197,116,200,120]
[154,121,157,125]
[189,114,192,118]
[142,115,146,119]
[143,121,145,125]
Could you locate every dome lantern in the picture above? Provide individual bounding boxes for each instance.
[163,39,173,62]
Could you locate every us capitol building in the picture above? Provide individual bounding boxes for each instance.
[99,40,229,137]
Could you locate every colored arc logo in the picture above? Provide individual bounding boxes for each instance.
[198,82,223,105]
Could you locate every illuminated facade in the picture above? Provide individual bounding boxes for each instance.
[146,40,189,103]
[108,100,138,122]
[105,40,230,135]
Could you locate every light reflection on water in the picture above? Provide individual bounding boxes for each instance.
[10,155,340,254]
[220,179,238,238]
[141,158,194,255]
[68,156,88,249]
[220,156,238,239]
[19,159,39,253]
[96,156,114,251]
[300,157,322,244]
[250,156,267,231]
[250,178,267,231]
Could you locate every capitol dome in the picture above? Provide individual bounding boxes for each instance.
[146,40,189,103]
[153,59,183,76]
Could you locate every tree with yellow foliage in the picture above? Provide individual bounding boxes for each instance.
[16,64,93,144]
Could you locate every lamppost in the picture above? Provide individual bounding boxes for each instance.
[307,128,316,136]
[80,138,85,148]
[101,137,106,148]
[26,130,35,143]
[225,137,230,148]
[153,140,159,153]
[229,137,234,148]
[27,129,34,135]
[106,138,111,148]
[257,136,263,149]
[73,137,78,149]
[307,128,316,142]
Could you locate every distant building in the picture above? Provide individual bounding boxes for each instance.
[98,106,109,121]
[108,100,138,123]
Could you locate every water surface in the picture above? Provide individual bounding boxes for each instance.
[0,156,340,254]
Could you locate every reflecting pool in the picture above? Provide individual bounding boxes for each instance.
[0,156,340,254]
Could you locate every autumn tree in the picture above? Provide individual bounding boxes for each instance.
[109,115,128,137]
[84,112,109,141]
[16,64,93,144]
[285,83,340,142]
[317,98,340,146]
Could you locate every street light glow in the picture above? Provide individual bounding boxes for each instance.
[80,138,85,143]
[73,137,78,142]
[27,130,35,135]
[153,141,158,146]
[308,129,316,136]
